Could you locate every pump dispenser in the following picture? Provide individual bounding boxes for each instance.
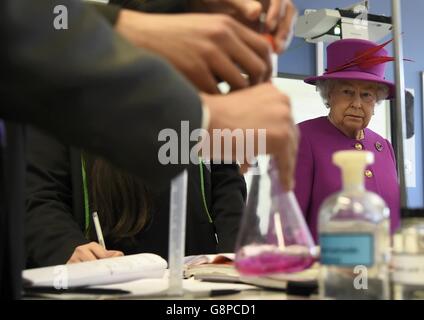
[318,150,390,299]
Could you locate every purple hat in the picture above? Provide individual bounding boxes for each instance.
[304,38,395,99]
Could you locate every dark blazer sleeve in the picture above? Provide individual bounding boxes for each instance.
[92,0,190,25]
[3,0,202,191]
[210,163,247,252]
[109,0,189,13]
[91,3,121,24]
[91,0,190,26]
[25,127,89,267]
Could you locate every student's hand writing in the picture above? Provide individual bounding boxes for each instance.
[67,242,124,264]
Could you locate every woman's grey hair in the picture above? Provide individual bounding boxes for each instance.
[315,79,389,108]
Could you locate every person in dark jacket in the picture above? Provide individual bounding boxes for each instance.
[25,127,246,267]
[1,0,298,299]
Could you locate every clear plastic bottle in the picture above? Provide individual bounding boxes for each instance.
[235,156,317,276]
[392,212,424,300]
[318,150,390,300]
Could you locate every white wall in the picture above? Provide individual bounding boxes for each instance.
[271,77,391,140]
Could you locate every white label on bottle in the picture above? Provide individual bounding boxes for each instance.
[392,254,424,285]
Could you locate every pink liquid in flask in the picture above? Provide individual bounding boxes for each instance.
[235,246,315,276]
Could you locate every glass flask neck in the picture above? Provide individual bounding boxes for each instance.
[268,162,284,196]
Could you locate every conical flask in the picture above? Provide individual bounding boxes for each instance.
[235,156,317,276]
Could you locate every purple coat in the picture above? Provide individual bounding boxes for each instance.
[294,117,400,242]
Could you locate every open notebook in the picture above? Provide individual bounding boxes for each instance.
[23,253,167,288]
[183,253,319,292]
[183,253,240,282]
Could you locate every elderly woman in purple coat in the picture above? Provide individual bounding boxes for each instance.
[294,38,400,242]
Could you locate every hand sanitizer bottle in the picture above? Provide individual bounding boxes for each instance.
[318,150,390,299]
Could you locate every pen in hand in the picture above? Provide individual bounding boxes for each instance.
[92,211,106,250]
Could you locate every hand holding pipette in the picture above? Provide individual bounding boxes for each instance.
[256,0,298,53]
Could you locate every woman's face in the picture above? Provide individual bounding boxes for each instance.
[328,80,378,137]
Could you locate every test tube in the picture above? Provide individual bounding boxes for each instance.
[167,170,188,296]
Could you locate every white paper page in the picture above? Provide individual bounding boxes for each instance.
[184,253,235,266]
[23,253,167,288]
